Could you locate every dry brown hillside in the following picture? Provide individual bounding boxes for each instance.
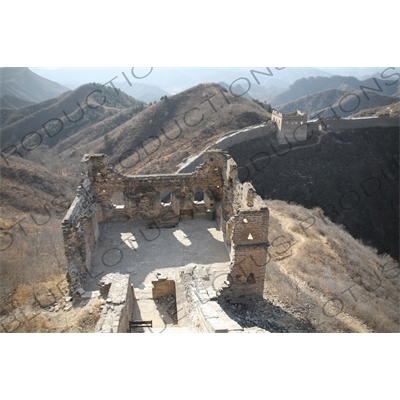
[0,154,76,216]
[2,83,271,178]
[350,100,400,118]
[0,155,76,301]
[278,89,399,118]
[1,83,146,178]
[56,83,272,175]
[0,154,100,332]
[260,200,399,333]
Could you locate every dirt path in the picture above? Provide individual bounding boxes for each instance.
[264,208,372,333]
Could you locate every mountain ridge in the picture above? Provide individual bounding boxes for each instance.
[277,88,399,117]
[271,74,400,107]
[1,82,272,177]
[0,94,34,109]
[0,67,69,103]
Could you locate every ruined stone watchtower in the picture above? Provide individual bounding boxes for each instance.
[271,110,308,144]
[62,149,270,304]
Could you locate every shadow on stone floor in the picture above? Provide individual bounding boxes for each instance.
[218,296,316,333]
[86,217,231,292]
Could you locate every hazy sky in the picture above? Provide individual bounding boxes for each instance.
[30,67,386,92]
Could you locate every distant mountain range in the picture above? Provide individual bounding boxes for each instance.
[0,82,145,174]
[0,94,34,109]
[277,88,399,117]
[4,67,399,111]
[0,68,69,103]
[2,68,399,176]
[269,74,400,117]
[271,74,400,106]
[0,81,271,177]
[30,67,334,94]
[115,81,170,103]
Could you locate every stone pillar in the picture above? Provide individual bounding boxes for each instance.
[222,209,270,302]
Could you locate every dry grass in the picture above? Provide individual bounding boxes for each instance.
[0,217,68,296]
[0,276,102,333]
[264,199,399,332]
[351,100,400,118]
[0,211,103,333]
[76,299,103,333]
[0,147,105,332]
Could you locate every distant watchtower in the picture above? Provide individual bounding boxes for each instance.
[271,110,308,144]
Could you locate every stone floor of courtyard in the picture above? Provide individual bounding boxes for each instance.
[86,215,232,329]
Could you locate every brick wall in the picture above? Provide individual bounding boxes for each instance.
[307,116,399,132]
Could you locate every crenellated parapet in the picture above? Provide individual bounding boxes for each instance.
[271,109,308,144]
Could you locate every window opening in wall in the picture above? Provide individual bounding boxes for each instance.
[111,191,125,209]
[247,273,255,284]
[247,233,253,240]
[161,189,172,206]
[194,188,205,204]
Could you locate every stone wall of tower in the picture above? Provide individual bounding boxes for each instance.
[272,110,308,144]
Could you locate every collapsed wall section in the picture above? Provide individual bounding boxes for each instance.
[95,273,135,333]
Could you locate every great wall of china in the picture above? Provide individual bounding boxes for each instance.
[61,112,399,332]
